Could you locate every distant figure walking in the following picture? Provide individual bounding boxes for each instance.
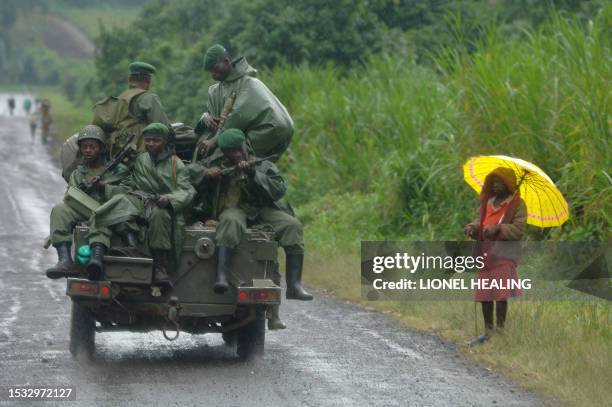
[30,101,41,141]
[40,99,53,143]
[7,96,16,116]
[23,98,32,114]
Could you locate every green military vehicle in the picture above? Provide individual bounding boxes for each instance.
[64,223,281,360]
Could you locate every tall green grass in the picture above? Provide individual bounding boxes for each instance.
[273,10,610,406]
[262,8,610,244]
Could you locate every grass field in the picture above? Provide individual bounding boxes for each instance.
[301,248,610,407]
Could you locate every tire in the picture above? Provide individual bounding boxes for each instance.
[236,308,265,359]
[69,300,95,359]
[222,331,237,346]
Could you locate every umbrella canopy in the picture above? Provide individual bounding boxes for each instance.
[464,155,569,228]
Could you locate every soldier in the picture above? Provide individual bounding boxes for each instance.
[196,44,293,162]
[46,125,126,279]
[29,101,40,141]
[23,97,32,114]
[92,61,171,156]
[40,98,52,144]
[87,123,195,285]
[196,128,311,329]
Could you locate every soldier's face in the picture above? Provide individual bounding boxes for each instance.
[79,140,102,164]
[210,57,232,81]
[222,147,245,164]
[144,136,166,156]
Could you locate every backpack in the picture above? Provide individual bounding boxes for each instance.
[60,133,81,182]
[92,88,147,156]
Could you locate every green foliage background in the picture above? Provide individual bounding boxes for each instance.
[1,0,609,243]
[84,0,609,244]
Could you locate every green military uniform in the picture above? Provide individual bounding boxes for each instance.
[47,125,120,280]
[198,46,294,161]
[92,61,171,156]
[50,164,126,246]
[88,146,195,260]
[195,128,310,330]
[211,160,303,253]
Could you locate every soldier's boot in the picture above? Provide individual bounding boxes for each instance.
[285,253,313,301]
[267,305,287,330]
[152,251,172,287]
[46,244,77,279]
[87,243,106,280]
[214,246,232,294]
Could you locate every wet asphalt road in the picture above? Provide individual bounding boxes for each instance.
[0,94,545,406]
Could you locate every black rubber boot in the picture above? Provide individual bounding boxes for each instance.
[46,244,77,279]
[214,247,232,294]
[87,243,106,280]
[152,251,172,287]
[285,253,313,301]
[267,305,287,330]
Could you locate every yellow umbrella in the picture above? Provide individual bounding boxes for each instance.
[463,155,569,227]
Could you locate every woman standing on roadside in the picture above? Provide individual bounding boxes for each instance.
[464,167,527,344]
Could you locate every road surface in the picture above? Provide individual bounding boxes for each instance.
[0,93,545,406]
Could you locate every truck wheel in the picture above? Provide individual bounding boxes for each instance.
[69,300,95,359]
[236,308,265,359]
[222,332,237,346]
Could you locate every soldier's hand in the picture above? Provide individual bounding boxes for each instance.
[93,178,105,192]
[157,195,170,208]
[202,113,220,131]
[238,160,253,174]
[198,138,217,156]
[207,167,222,179]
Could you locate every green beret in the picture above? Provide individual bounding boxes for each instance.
[203,44,226,70]
[142,123,170,139]
[218,128,245,150]
[128,61,157,76]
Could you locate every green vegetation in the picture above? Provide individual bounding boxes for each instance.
[7,1,609,405]
[0,0,142,88]
[304,250,610,406]
[53,4,141,39]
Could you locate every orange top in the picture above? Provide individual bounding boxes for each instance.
[482,196,513,238]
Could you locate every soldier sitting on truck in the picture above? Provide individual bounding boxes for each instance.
[87,123,196,286]
[191,128,312,329]
[46,125,128,279]
[92,61,171,157]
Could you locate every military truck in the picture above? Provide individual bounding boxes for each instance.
[64,223,281,360]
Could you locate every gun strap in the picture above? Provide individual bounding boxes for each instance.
[172,155,177,185]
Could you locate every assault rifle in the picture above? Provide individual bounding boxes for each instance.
[196,91,237,159]
[128,191,160,206]
[210,155,275,219]
[78,134,137,194]
[218,155,276,176]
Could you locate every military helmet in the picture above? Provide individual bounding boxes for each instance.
[78,125,107,145]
